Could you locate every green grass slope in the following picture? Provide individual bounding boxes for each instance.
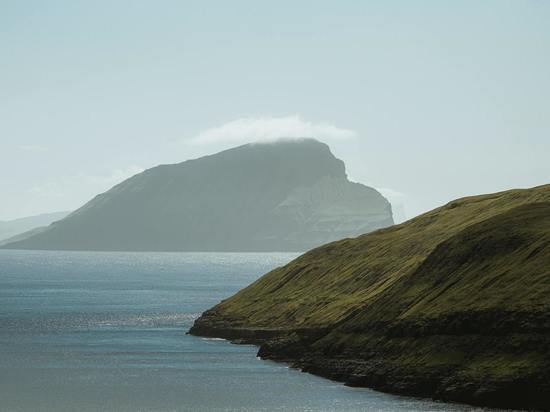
[191,184,550,409]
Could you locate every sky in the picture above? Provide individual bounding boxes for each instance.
[1,0,549,221]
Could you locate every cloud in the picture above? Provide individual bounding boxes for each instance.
[190,115,356,145]
[26,181,65,198]
[26,165,145,201]
[77,165,145,186]
[376,187,406,205]
[17,144,49,152]
[375,187,408,223]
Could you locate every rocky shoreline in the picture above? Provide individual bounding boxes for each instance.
[189,312,550,411]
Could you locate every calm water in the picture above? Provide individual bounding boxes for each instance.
[0,250,488,412]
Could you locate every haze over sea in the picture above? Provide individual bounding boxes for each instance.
[0,250,488,411]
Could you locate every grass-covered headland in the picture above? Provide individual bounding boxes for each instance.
[190,184,550,410]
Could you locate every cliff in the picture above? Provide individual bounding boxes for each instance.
[190,184,550,410]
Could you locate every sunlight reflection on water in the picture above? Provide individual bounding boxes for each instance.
[0,250,496,412]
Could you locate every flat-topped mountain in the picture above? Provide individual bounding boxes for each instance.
[190,184,550,410]
[2,139,393,251]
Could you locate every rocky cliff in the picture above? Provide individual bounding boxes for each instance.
[190,184,550,410]
[2,139,393,251]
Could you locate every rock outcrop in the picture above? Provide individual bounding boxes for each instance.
[190,184,550,410]
[2,139,392,251]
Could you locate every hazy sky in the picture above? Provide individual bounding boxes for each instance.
[2,1,549,220]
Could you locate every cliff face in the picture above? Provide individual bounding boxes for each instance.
[190,184,550,410]
[2,139,392,252]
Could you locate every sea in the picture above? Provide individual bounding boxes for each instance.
[0,250,490,411]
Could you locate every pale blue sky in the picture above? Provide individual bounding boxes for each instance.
[1,1,549,220]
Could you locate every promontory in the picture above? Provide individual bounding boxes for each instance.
[190,184,550,410]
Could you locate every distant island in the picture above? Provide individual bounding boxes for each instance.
[190,184,550,410]
[1,139,393,251]
[0,211,70,245]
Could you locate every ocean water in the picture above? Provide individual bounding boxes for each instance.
[0,250,488,412]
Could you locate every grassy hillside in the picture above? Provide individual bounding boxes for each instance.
[196,184,550,329]
[191,184,550,409]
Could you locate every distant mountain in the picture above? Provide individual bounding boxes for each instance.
[0,211,70,243]
[190,184,550,410]
[2,139,393,251]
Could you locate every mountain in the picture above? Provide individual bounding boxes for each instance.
[190,184,550,410]
[0,211,70,243]
[2,139,393,251]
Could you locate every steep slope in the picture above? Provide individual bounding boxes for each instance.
[190,184,550,410]
[2,139,392,252]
